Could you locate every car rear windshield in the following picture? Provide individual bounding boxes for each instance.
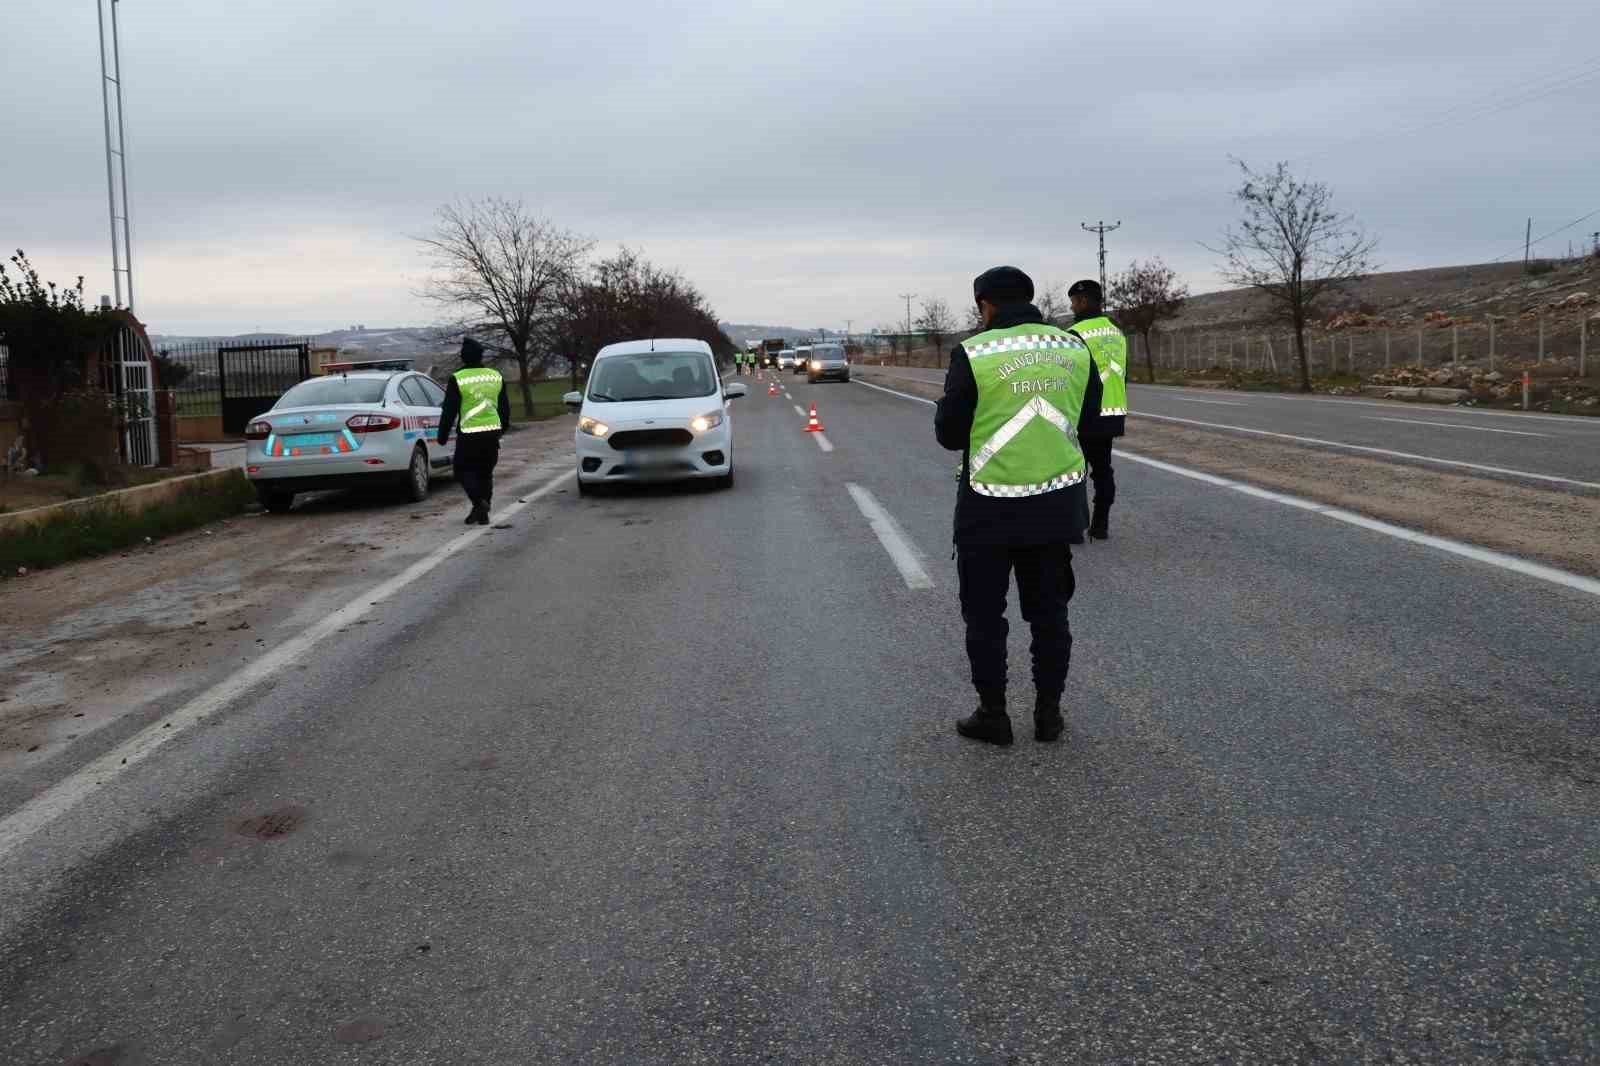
[274,376,389,408]
[588,353,716,402]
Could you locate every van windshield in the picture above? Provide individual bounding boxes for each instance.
[588,352,716,402]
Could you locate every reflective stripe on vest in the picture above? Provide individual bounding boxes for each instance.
[962,324,1089,499]
[1068,316,1129,417]
[454,368,504,434]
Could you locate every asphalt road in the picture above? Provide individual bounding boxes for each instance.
[2,372,1598,1064]
[864,365,1600,487]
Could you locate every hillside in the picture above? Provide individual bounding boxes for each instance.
[1170,257,1600,331]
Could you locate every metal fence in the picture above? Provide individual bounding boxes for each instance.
[0,344,11,402]
[1141,311,1595,380]
[155,338,314,424]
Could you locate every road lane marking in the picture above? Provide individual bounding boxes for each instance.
[793,404,805,416]
[856,379,936,405]
[0,466,577,862]
[1133,411,1600,490]
[1169,396,1248,406]
[1119,450,1600,599]
[813,432,834,453]
[1364,416,1549,438]
[847,483,934,589]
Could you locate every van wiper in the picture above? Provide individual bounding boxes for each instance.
[628,394,681,401]
[589,391,618,401]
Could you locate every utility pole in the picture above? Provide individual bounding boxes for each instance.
[898,293,915,336]
[1081,219,1121,295]
[1524,217,1532,272]
[97,0,135,312]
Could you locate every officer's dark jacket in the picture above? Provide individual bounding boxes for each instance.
[1070,310,1126,439]
[935,303,1102,548]
[437,370,512,446]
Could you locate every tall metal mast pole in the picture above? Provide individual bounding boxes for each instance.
[1081,219,1121,295]
[98,0,135,311]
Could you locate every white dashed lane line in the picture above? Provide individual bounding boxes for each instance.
[847,482,933,589]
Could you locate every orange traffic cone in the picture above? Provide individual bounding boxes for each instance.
[805,403,825,432]
[768,381,779,396]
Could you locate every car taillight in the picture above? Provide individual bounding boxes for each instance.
[244,420,271,440]
[346,414,402,433]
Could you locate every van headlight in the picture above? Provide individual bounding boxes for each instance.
[690,411,724,433]
[579,416,609,437]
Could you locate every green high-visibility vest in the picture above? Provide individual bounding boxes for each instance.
[453,367,504,434]
[1068,315,1128,417]
[962,324,1090,498]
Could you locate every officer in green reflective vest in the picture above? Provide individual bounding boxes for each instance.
[935,266,1103,745]
[1067,279,1127,541]
[437,337,511,525]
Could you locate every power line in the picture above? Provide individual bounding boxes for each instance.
[1295,52,1600,162]
[1490,207,1600,263]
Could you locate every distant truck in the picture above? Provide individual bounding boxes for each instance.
[760,338,785,369]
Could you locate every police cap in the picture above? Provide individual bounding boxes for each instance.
[972,266,1034,305]
[1067,279,1102,301]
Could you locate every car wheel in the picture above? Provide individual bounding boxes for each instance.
[403,445,430,502]
[257,487,294,514]
[842,372,851,383]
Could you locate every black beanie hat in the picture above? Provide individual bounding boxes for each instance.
[460,336,485,364]
[973,265,1034,305]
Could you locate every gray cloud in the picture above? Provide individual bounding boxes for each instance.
[3,0,1596,334]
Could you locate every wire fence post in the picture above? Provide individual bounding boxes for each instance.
[1416,326,1423,369]
[1581,316,1588,378]
[1384,328,1391,369]
[1489,318,1496,373]
[1452,323,1459,368]
[1539,313,1546,365]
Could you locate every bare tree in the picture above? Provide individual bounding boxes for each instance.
[1034,279,1069,325]
[1209,159,1378,392]
[1107,258,1188,384]
[415,198,591,415]
[915,297,954,368]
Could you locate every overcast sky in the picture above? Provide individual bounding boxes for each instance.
[4,1,1597,335]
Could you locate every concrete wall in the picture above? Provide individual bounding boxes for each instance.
[0,466,246,539]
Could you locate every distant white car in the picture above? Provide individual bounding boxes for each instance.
[777,348,799,372]
[565,339,748,494]
[244,370,454,513]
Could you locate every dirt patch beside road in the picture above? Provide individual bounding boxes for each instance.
[0,417,574,779]
[853,368,1600,579]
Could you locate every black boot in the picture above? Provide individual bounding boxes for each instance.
[1088,503,1109,542]
[1034,696,1065,743]
[463,504,480,525]
[956,702,1014,746]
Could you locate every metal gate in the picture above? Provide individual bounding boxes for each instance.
[105,321,157,466]
[218,343,310,435]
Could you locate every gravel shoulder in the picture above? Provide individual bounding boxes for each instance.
[0,417,574,799]
[854,367,1600,578]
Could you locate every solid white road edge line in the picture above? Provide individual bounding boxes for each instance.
[1170,397,1247,406]
[1364,415,1548,438]
[1134,411,1600,490]
[813,432,834,453]
[0,466,577,862]
[1119,450,1600,599]
[853,376,1600,597]
[847,482,934,589]
[1131,387,1600,428]
[855,378,936,405]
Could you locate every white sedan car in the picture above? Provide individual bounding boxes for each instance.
[565,339,747,494]
[244,370,455,513]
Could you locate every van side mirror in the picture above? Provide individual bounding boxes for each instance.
[563,390,582,411]
[723,382,748,401]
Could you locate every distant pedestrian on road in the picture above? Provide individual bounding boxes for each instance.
[438,337,511,526]
[1066,279,1128,542]
[935,266,1102,745]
